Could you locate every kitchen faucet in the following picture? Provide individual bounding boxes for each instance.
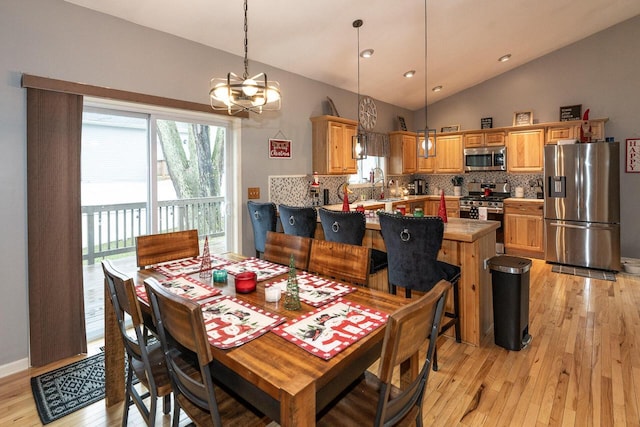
[370,167,385,200]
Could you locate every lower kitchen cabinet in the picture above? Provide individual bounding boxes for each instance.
[424,198,460,219]
[504,199,544,258]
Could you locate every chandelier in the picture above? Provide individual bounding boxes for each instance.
[209,0,281,115]
[418,0,436,158]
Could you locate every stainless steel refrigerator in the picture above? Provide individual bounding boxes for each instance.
[544,142,621,271]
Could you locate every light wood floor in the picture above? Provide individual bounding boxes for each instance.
[2,259,639,426]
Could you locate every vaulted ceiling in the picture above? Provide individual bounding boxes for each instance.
[66,0,640,111]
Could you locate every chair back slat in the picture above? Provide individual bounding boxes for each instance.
[308,239,370,286]
[136,229,199,269]
[263,231,312,270]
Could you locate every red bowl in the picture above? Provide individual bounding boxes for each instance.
[235,271,257,293]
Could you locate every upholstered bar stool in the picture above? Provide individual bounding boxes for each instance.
[247,201,277,258]
[318,208,388,275]
[378,212,461,371]
[278,204,318,238]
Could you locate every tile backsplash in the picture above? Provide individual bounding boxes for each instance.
[268,172,544,207]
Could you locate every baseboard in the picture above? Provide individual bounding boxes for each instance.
[0,357,29,379]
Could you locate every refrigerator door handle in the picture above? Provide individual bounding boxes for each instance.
[548,222,616,230]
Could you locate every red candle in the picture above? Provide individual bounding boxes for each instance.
[235,271,257,293]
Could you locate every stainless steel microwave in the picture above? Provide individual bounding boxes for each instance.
[464,146,506,172]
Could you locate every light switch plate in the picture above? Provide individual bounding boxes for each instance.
[248,187,260,199]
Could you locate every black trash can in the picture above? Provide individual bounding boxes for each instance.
[488,255,533,351]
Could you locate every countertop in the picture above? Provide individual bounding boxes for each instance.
[365,216,500,243]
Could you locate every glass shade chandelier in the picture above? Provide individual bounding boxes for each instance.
[418,0,436,158]
[352,19,367,160]
[209,0,281,115]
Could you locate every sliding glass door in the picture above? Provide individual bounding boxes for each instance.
[81,102,236,341]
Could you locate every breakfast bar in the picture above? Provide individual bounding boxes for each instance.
[316,213,500,347]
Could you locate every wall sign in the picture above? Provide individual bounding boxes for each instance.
[559,104,582,121]
[626,138,640,173]
[481,117,493,129]
[269,138,292,159]
[513,111,533,126]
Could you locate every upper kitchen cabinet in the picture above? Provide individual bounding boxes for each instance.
[389,131,417,174]
[507,128,544,172]
[463,131,506,148]
[546,118,608,144]
[435,134,463,174]
[311,115,357,175]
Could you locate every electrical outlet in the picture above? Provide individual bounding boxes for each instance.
[248,187,260,199]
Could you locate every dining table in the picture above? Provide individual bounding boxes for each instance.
[103,252,413,426]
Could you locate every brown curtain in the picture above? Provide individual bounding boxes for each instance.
[364,131,390,157]
[27,88,86,366]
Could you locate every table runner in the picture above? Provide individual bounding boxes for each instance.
[223,257,289,281]
[136,275,221,303]
[265,272,357,307]
[153,255,234,277]
[272,299,388,360]
[202,296,285,349]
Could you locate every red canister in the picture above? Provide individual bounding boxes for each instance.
[235,271,257,293]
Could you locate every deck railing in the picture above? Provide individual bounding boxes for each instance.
[82,197,225,264]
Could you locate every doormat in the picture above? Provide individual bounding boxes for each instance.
[31,352,106,424]
[552,265,616,281]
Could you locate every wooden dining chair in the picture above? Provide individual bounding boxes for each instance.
[263,231,312,270]
[101,260,172,427]
[144,277,271,427]
[308,238,370,286]
[317,279,450,427]
[135,229,200,269]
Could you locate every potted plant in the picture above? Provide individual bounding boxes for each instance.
[451,175,464,196]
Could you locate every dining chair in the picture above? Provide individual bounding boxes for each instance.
[318,208,388,274]
[278,204,318,238]
[101,260,171,427]
[308,238,370,286]
[247,201,277,258]
[317,279,450,427]
[144,277,271,427]
[263,231,312,270]
[136,229,200,269]
[378,212,462,371]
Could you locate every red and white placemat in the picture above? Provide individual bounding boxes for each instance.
[154,255,234,277]
[136,275,221,303]
[223,257,289,281]
[265,272,357,307]
[202,296,285,349]
[271,299,388,360]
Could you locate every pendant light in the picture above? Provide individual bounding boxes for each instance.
[209,0,281,115]
[352,19,367,160]
[418,0,436,158]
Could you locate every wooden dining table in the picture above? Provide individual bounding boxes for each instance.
[103,252,412,426]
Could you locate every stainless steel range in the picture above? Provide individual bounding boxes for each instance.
[459,181,511,253]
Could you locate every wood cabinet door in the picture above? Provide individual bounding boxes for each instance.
[328,121,356,174]
[417,133,435,173]
[463,133,484,148]
[504,202,544,257]
[435,135,463,173]
[401,134,417,174]
[507,129,544,172]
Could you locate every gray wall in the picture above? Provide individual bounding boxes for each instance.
[415,14,640,258]
[0,0,413,368]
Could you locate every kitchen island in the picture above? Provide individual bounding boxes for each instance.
[316,212,499,347]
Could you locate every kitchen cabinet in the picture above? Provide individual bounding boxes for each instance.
[546,119,607,144]
[504,199,544,258]
[463,131,506,148]
[424,197,460,219]
[506,128,545,172]
[311,115,357,175]
[389,131,417,174]
[435,134,463,173]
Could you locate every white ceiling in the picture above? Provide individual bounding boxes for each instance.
[65,0,640,111]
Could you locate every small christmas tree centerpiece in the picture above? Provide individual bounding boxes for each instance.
[284,254,301,310]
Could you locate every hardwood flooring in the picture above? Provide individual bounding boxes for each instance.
[2,259,639,426]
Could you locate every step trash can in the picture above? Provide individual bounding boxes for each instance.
[488,255,533,351]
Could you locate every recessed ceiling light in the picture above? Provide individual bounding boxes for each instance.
[360,49,374,58]
[432,85,443,92]
[403,70,416,78]
[498,54,512,62]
